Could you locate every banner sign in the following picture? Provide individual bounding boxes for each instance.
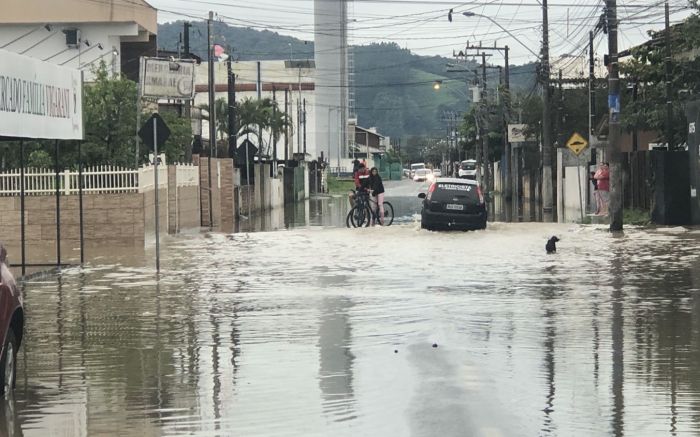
[507,124,535,143]
[0,49,83,140]
[140,57,196,100]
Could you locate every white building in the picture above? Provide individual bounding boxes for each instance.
[194,60,319,161]
[0,0,157,82]
[314,0,351,170]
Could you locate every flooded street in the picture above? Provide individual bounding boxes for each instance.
[6,180,700,436]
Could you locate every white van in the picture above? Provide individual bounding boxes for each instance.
[410,163,426,178]
[458,160,477,179]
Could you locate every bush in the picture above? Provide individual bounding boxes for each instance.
[624,208,651,226]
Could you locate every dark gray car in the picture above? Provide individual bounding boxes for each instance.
[418,178,487,230]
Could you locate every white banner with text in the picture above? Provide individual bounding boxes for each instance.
[0,49,83,140]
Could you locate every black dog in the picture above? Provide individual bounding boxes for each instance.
[546,236,559,254]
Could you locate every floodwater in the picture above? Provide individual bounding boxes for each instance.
[5,180,700,436]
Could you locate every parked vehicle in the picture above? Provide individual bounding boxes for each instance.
[0,245,23,396]
[413,168,432,182]
[458,159,477,180]
[410,163,426,178]
[418,178,487,230]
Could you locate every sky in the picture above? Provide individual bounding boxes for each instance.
[150,0,694,67]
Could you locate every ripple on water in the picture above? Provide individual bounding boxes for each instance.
[10,223,700,436]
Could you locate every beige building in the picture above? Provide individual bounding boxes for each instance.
[0,0,157,81]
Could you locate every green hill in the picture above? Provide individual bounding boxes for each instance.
[157,21,536,139]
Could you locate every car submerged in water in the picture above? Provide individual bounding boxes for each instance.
[418,178,487,231]
[0,245,23,396]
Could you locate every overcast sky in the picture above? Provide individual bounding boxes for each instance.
[150,0,693,66]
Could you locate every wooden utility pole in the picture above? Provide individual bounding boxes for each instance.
[607,0,623,231]
[542,0,554,222]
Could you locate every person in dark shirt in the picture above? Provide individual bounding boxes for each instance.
[368,167,386,225]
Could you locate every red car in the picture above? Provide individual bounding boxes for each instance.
[0,245,23,396]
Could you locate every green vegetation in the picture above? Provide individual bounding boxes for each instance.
[199,97,291,157]
[326,176,355,195]
[157,21,537,141]
[624,208,651,226]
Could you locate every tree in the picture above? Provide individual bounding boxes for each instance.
[199,97,291,157]
[83,62,138,167]
[619,13,700,147]
[157,110,193,164]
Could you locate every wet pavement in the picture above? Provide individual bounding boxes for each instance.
[5,180,700,436]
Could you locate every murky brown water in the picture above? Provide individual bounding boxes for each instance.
[5,180,700,436]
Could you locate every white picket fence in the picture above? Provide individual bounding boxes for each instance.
[0,162,199,196]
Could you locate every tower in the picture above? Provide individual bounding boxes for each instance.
[314,0,350,166]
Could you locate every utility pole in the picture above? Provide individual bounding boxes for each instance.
[607,0,623,231]
[207,11,215,228]
[227,58,236,159]
[303,98,307,156]
[481,52,490,193]
[284,89,289,163]
[557,69,564,147]
[272,87,277,174]
[207,12,216,159]
[542,0,554,222]
[460,43,511,214]
[665,0,673,150]
[504,45,512,221]
[589,31,596,139]
[183,21,192,160]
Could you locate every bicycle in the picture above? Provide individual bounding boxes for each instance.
[346,189,394,228]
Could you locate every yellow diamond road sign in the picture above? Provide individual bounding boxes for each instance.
[566,132,589,156]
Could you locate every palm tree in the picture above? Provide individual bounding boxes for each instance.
[199,97,292,157]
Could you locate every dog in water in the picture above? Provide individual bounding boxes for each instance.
[546,236,559,254]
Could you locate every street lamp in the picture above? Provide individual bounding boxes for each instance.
[451,10,540,60]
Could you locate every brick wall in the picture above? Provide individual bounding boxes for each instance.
[0,164,202,266]
[0,193,145,265]
[143,188,168,234]
[177,186,200,230]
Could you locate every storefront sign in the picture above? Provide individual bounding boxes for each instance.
[0,49,83,139]
[140,57,196,99]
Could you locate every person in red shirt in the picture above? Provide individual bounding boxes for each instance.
[349,163,370,208]
[594,162,610,216]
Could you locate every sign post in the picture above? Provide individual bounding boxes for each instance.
[139,114,171,273]
[566,132,590,223]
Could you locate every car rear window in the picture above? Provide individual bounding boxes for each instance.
[461,162,476,170]
[411,164,425,170]
[433,183,479,202]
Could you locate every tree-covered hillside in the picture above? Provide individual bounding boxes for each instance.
[157,21,536,139]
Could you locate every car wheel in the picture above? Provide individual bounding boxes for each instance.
[0,329,17,396]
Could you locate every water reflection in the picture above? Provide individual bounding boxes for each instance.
[10,221,700,435]
[318,297,356,421]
